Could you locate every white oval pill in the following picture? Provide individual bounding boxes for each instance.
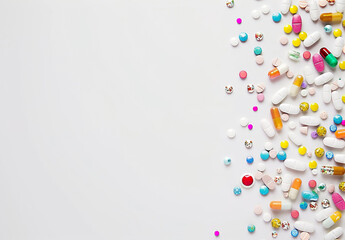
[323,137,345,149]
[303,66,316,85]
[304,31,321,48]
[284,159,307,171]
[294,221,315,233]
[323,84,332,103]
[315,208,335,222]
[315,72,334,86]
[334,154,345,164]
[261,118,276,138]
[288,131,303,146]
[333,37,344,58]
[281,0,292,14]
[332,91,343,111]
[271,87,288,105]
[279,103,300,114]
[299,116,321,126]
[309,0,320,21]
[324,226,343,240]
[281,174,292,192]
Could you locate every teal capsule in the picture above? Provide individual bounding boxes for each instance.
[320,47,338,68]
[302,190,319,201]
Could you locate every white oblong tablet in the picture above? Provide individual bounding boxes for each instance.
[294,221,315,233]
[315,208,335,222]
[304,31,321,48]
[332,91,343,111]
[299,116,321,126]
[303,65,316,85]
[333,37,344,58]
[279,104,300,115]
[324,226,343,240]
[271,87,288,105]
[323,84,332,103]
[334,154,345,164]
[281,0,292,14]
[284,159,307,171]
[315,72,334,86]
[309,0,320,21]
[261,119,276,138]
[281,174,292,192]
[323,137,345,149]
[288,131,303,146]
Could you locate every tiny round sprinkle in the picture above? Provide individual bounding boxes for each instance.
[224,157,231,166]
[280,36,288,45]
[254,46,262,55]
[291,210,299,219]
[236,18,242,24]
[257,93,265,102]
[256,55,264,65]
[239,70,247,79]
[299,31,308,40]
[214,231,220,237]
[342,120,345,126]
[292,38,301,47]
[239,32,248,42]
[254,205,263,215]
[248,124,253,130]
[251,9,261,19]
[301,81,308,89]
[334,28,342,37]
[281,113,289,121]
[325,24,332,33]
[286,70,294,78]
[246,156,254,164]
[284,24,293,34]
[290,5,298,14]
[291,229,299,237]
[300,202,308,210]
[253,106,258,112]
[339,61,345,70]
[303,51,311,59]
[230,37,239,47]
[261,5,270,14]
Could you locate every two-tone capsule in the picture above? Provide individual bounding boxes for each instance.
[323,211,342,228]
[320,13,343,23]
[270,201,292,210]
[290,75,303,97]
[289,178,302,200]
[320,47,338,68]
[271,107,283,130]
[268,64,289,79]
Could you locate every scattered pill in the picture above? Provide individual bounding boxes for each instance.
[272,12,282,22]
[251,10,261,19]
[280,36,289,45]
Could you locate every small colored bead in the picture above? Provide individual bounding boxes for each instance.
[309,160,317,169]
[271,218,281,228]
[291,228,299,237]
[343,95,345,103]
[334,28,342,37]
[257,93,264,102]
[318,183,326,191]
[300,202,308,210]
[272,12,282,22]
[298,146,307,155]
[324,25,332,33]
[254,46,262,55]
[303,51,311,59]
[246,156,254,164]
[328,184,335,193]
[339,182,345,192]
[225,85,234,94]
[272,231,278,238]
[299,31,307,40]
[320,111,328,120]
[316,126,327,137]
[239,70,247,79]
[277,151,287,161]
[239,32,248,42]
[339,61,345,70]
[253,106,258,111]
[261,150,270,160]
[333,114,343,124]
[301,81,308,89]
[247,224,255,233]
[292,38,301,47]
[284,24,292,34]
[260,185,269,195]
[342,120,345,126]
[248,124,253,130]
[310,103,319,112]
[309,179,317,188]
[330,124,337,132]
[322,199,330,208]
[255,32,264,41]
[326,151,334,160]
[315,147,325,157]
[274,176,282,184]
[280,140,289,149]
[224,157,231,165]
[214,231,220,237]
[236,18,242,24]
[226,0,234,7]
[299,102,309,112]
[233,186,242,195]
[244,140,253,148]
[290,5,298,14]
[291,210,299,219]
[309,201,318,210]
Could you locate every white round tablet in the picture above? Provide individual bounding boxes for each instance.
[240,117,249,127]
[257,163,266,172]
[311,169,318,175]
[264,142,273,151]
[227,129,236,138]
[288,121,297,129]
[300,89,308,97]
[251,9,261,19]
[263,212,272,222]
[230,37,239,47]
[261,4,270,14]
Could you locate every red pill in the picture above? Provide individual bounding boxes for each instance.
[291,210,299,219]
[303,51,311,60]
[308,180,317,188]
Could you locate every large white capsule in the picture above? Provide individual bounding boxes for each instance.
[333,37,344,58]
[334,154,345,164]
[299,116,320,126]
[315,72,334,86]
[294,221,315,233]
[279,104,300,115]
[322,84,332,103]
[324,227,343,240]
[281,0,292,14]
[304,31,321,48]
[323,137,345,149]
[315,208,335,222]
[309,0,320,21]
[303,65,316,85]
[271,87,288,105]
[332,91,343,111]
[284,159,307,171]
[288,131,303,146]
[281,174,292,192]
[261,119,276,138]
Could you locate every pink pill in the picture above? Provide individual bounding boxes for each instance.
[300,232,310,240]
[328,184,335,193]
[312,53,324,72]
[291,210,299,219]
[319,0,328,7]
[303,51,311,60]
[281,114,289,122]
[248,124,253,130]
[280,36,288,45]
[254,205,263,215]
[269,150,277,159]
[292,14,302,34]
[239,70,247,79]
[237,18,242,24]
[256,55,264,65]
[214,231,220,237]
[332,192,345,211]
[253,106,258,111]
[257,93,265,102]
[342,120,345,126]
[308,180,317,188]
[286,70,294,79]
[308,87,316,95]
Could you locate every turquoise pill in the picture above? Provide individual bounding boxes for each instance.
[300,202,308,210]
[254,46,262,55]
[324,25,332,33]
[239,32,248,42]
[334,114,343,124]
[247,224,255,233]
[260,150,269,160]
[302,191,319,201]
[272,12,282,22]
[260,185,269,195]
[277,151,287,161]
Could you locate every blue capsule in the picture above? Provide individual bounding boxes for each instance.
[291,228,299,238]
[260,185,269,196]
[239,32,248,42]
[246,156,254,164]
[277,151,287,161]
[300,201,308,210]
[260,150,269,160]
[272,12,282,23]
[224,157,231,165]
[334,114,343,125]
[330,124,337,132]
[302,190,319,201]
[326,151,334,160]
[254,46,262,55]
[233,186,242,196]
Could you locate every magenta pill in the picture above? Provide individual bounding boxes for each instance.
[237,18,242,24]
[253,106,258,111]
[239,70,247,79]
[303,51,311,60]
[309,180,317,188]
[214,231,220,237]
[342,120,345,126]
[248,124,253,130]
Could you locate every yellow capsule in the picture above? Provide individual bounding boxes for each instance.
[340,61,345,70]
[298,146,307,155]
[334,29,342,37]
[290,5,298,14]
[299,32,308,41]
[310,103,319,112]
[320,13,343,23]
[309,160,317,169]
[315,147,325,157]
[292,38,301,47]
[284,24,292,34]
[280,140,289,149]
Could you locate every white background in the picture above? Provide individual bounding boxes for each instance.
[0,0,344,239]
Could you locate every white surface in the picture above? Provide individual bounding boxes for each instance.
[0,0,345,240]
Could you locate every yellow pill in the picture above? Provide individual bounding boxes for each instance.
[334,28,342,37]
[339,61,345,70]
[309,160,317,169]
[342,95,345,103]
[292,38,301,47]
[299,32,308,41]
[280,140,289,149]
[310,103,319,112]
[298,146,307,155]
[290,5,298,14]
[284,24,292,34]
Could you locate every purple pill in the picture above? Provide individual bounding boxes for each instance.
[301,81,308,89]
[311,131,318,139]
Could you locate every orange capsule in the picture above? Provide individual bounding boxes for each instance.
[270,201,292,210]
[335,129,345,139]
[320,12,343,23]
[289,178,302,200]
[271,107,283,130]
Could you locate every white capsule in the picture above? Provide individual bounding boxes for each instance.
[324,227,343,240]
[315,72,334,86]
[323,137,345,149]
[299,116,321,126]
[261,118,276,138]
[334,154,345,164]
[294,221,315,233]
[303,65,316,85]
[332,91,343,111]
[288,131,303,146]
[279,104,300,115]
[336,0,345,13]
[323,84,332,103]
[271,87,288,105]
[322,212,342,229]
[316,208,335,222]
[304,31,321,48]
[281,0,292,14]
[333,37,344,58]
[281,174,293,192]
[309,0,320,21]
[284,158,307,171]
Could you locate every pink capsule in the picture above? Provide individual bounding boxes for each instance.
[332,192,345,211]
[292,14,302,34]
[312,53,324,72]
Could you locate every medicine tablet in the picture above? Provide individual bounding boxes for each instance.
[227,129,236,138]
[254,205,263,215]
[288,121,297,129]
[300,89,308,97]
[281,114,289,121]
[256,55,264,65]
[286,70,294,78]
[269,150,277,158]
[280,36,289,45]
[261,5,271,14]
[230,37,239,47]
[257,93,265,102]
[263,212,272,222]
[255,171,263,180]
[240,117,249,126]
[252,9,261,19]
[264,142,273,151]
[272,58,282,67]
[257,163,266,172]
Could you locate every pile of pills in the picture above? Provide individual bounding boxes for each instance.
[222,0,345,239]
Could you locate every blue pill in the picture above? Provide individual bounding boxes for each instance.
[300,201,308,210]
[302,190,319,201]
[239,32,248,42]
[326,151,334,160]
[324,25,332,33]
[260,185,269,196]
[247,224,255,233]
[330,124,337,132]
[233,186,242,196]
[260,150,269,160]
[291,228,299,238]
[224,157,231,165]
[254,46,262,55]
[277,151,287,161]
[246,156,254,164]
[334,114,343,124]
[272,12,282,22]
